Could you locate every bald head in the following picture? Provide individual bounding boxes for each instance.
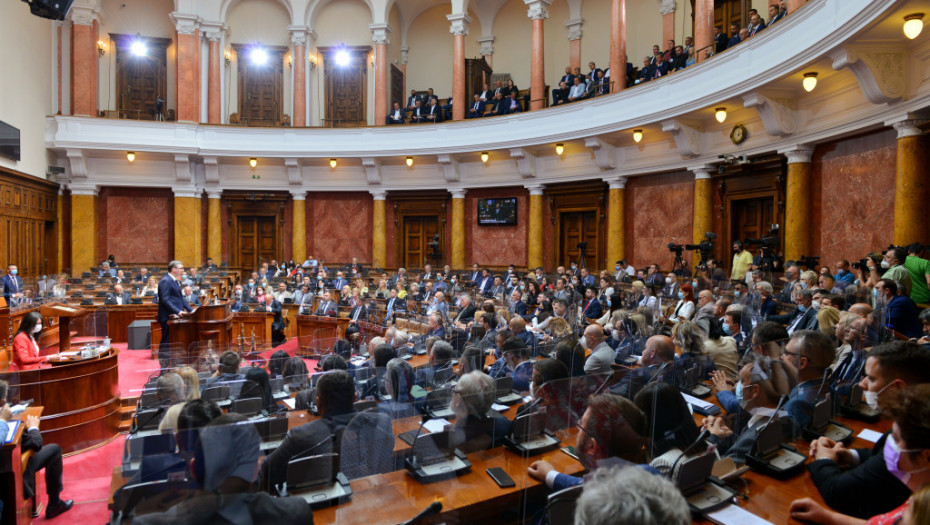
[509,316,526,333]
[646,335,676,364]
[584,324,606,345]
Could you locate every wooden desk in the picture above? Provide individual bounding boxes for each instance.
[0,407,43,525]
[296,315,349,358]
[104,304,158,343]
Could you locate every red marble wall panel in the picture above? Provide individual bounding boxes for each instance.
[306,192,373,264]
[811,129,897,265]
[101,188,172,263]
[464,187,528,267]
[625,171,694,271]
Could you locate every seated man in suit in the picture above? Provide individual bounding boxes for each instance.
[134,267,150,283]
[228,293,247,313]
[567,76,586,102]
[424,313,445,340]
[559,65,575,89]
[259,370,357,492]
[450,371,512,453]
[99,262,116,278]
[426,291,448,320]
[272,281,292,303]
[408,99,426,123]
[768,288,819,335]
[415,340,455,388]
[181,285,202,307]
[505,90,522,113]
[581,286,603,320]
[552,81,569,106]
[465,94,486,118]
[441,96,453,121]
[876,279,921,338]
[106,283,132,305]
[477,83,493,102]
[452,294,477,329]
[612,335,676,399]
[488,93,507,117]
[405,89,419,111]
[348,299,367,323]
[314,291,337,317]
[202,351,245,393]
[424,98,443,123]
[258,293,285,346]
[509,288,527,317]
[782,330,835,429]
[0,380,73,519]
[386,101,405,125]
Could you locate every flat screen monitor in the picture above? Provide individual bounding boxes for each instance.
[477,197,517,225]
[0,121,21,162]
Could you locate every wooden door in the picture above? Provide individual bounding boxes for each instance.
[390,64,404,107]
[729,197,775,272]
[112,34,169,120]
[559,211,599,268]
[321,46,370,127]
[233,44,286,127]
[236,216,277,271]
[403,216,439,269]
[713,0,746,32]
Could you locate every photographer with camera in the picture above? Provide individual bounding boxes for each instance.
[866,247,912,298]
[731,241,754,280]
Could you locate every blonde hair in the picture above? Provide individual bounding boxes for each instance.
[800,270,818,287]
[817,306,841,339]
[175,366,201,400]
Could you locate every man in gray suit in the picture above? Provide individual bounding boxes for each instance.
[693,290,717,324]
[768,288,819,335]
[583,324,615,377]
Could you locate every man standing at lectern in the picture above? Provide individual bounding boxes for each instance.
[158,261,192,369]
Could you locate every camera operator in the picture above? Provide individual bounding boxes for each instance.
[866,247,912,298]
[731,241,753,281]
[776,264,800,303]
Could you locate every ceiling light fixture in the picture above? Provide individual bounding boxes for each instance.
[802,72,818,92]
[329,158,337,168]
[480,152,489,163]
[555,143,564,155]
[130,39,147,57]
[126,151,135,163]
[715,107,727,123]
[904,13,925,39]
[405,156,413,167]
[632,129,643,143]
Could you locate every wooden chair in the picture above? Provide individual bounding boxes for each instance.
[22,449,45,518]
[229,113,240,125]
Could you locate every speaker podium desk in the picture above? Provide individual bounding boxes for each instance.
[296,315,349,358]
[156,304,235,364]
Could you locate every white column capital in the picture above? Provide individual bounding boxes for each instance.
[206,190,222,199]
[288,26,310,47]
[369,23,392,45]
[68,5,100,26]
[290,190,306,201]
[450,189,467,199]
[173,186,202,198]
[778,145,814,164]
[69,185,99,196]
[201,21,225,42]
[607,177,627,190]
[525,185,546,196]
[891,119,926,138]
[689,166,714,180]
[401,46,410,64]
[525,0,552,20]
[477,36,495,56]
[659,0,677,16]
[370,189,387,201]
[565,18,583,41]
[447,13,471,36]
[170,12,201,35]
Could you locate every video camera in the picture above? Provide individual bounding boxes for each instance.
[685,232,716,266]
[744,224,780,248]
[796,255,820,271]
[667,243,684,256]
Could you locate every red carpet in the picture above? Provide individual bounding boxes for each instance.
[29,336,311,523]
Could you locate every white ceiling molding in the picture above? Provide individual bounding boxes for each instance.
[584,137,616,170]
[509,148,537,178]
[65,149,87,179]
[830,45,907,105]
[437,154,461,182]
[203,156,220,184]
[661,119,703,158]
[285,158,302,185]
[362,157,382,185]
[174,154,192,183]
[742,92,797,137]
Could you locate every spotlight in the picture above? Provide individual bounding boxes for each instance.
[632,129,643,143]
[250,47,268,66]
[802,72,818,92]
[335,49,351,67]
[249,158,257,168]
[130,40,147,57]
[329,159,337,168]
[405,156,413,167]
[904,13,925,39]
[714,107,727,123]
[480,152,489,163]
[126,152,135,163]
[555,143,564,155]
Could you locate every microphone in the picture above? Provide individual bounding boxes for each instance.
[761,395,788,431]
[398,501,443,525]
[668,428,710,481]
[647,361,670,385]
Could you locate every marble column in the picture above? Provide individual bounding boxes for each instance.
[206,31,221,124]
[565,19,582,71]
[781,147,813,262]
[69,8,97,117]
[172,13,200,122]
[695,0,713,63]
[525,1,550,111]
[892,120,929,246]
[447,15,469,120]
[660,0,676,47]
[401,46,409,93]
[526,185,545,270]
[57,191,64,273]
[290,28,308,127]
[451,190,466,269]
[206,191,222,263]
[607,178,626,268]
[173,189,202,265]
[477,37,494,69]
[692,167,713,269]
[787,0,806,14]
[609,0,626,93]
[370,24,391,126]
[371,191,387,269]
[70,188,97,274]
[291,191,307,264]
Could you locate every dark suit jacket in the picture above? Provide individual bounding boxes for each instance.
[715,33,729,52]
[105,291,133,305]
[510,300,527,317]
[3,274,22,302]
[505,98,522,113]
[477,89,493,101]
[157,274,191,323]
[260,299,284,332]
[581,299,602,319]
[349,305,368,322]
[887,294,921,338]
[453,304,477,324]
[426,104,443,122]
[560,74,575,87]
[259,410,357,491]
[315,300,337,317]
[552,88,569,105]
[728,35,742,48]
[466,100,486,116]
[490,99,507,115]
[768,307,819,332]
[182,294,202,307]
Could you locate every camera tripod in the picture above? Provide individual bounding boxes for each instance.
[670,250,687,277]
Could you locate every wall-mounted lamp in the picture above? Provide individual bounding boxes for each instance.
[309,54,317,70]
[714,107,727,123]
[555,143,564,155]
[224,49,231,65]
[405,156,413,167]
[904,13,925,39]
[632,129,643,143]
[97,40,107,56]
[249,158,257,168]
[126,151,135,163]
[329,158,337,168]
[802,72,818,92]
[287,54,293,68]
[480,152,489,163]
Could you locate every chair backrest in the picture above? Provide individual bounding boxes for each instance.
[111,479,188,522]
[547,484,584,525]
[340,409,394,480]
[230,397,263,417]
[201,385,230,403]
[138,391,159,409]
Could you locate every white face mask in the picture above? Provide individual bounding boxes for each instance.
[881,260,891,269]
[812,300,822,310]
[666,277,674,284]
[864,381,894,410]
[33,324,42,334]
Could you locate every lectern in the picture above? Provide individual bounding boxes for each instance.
[39,303,87,351]
[167,304,233,363]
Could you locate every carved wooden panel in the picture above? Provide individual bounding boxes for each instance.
[321,46,370,127]
[390,192,448,269]
[465,57,492,99]
[546,181,607,270]
[111,34,170,120]
[0,167,59,277]
[232,44,287,127]
[390,64,404,107]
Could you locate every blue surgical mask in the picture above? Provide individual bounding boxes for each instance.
[798,304,807,313]
[677,291,684,299]
[734,380,744,403]
[872,289,879,298]
[722,323,732,336]
[734,291,741,298]
[615,266,621,271]
[800,282,808,289]
[10,270,16,276]
[692,281,698,288]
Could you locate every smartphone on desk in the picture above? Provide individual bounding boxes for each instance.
[486,467,516,488]
[561,446,581,461]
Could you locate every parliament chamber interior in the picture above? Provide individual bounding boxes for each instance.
[2,0,930,523]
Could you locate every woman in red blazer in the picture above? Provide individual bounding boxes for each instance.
[13,311,48,370]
